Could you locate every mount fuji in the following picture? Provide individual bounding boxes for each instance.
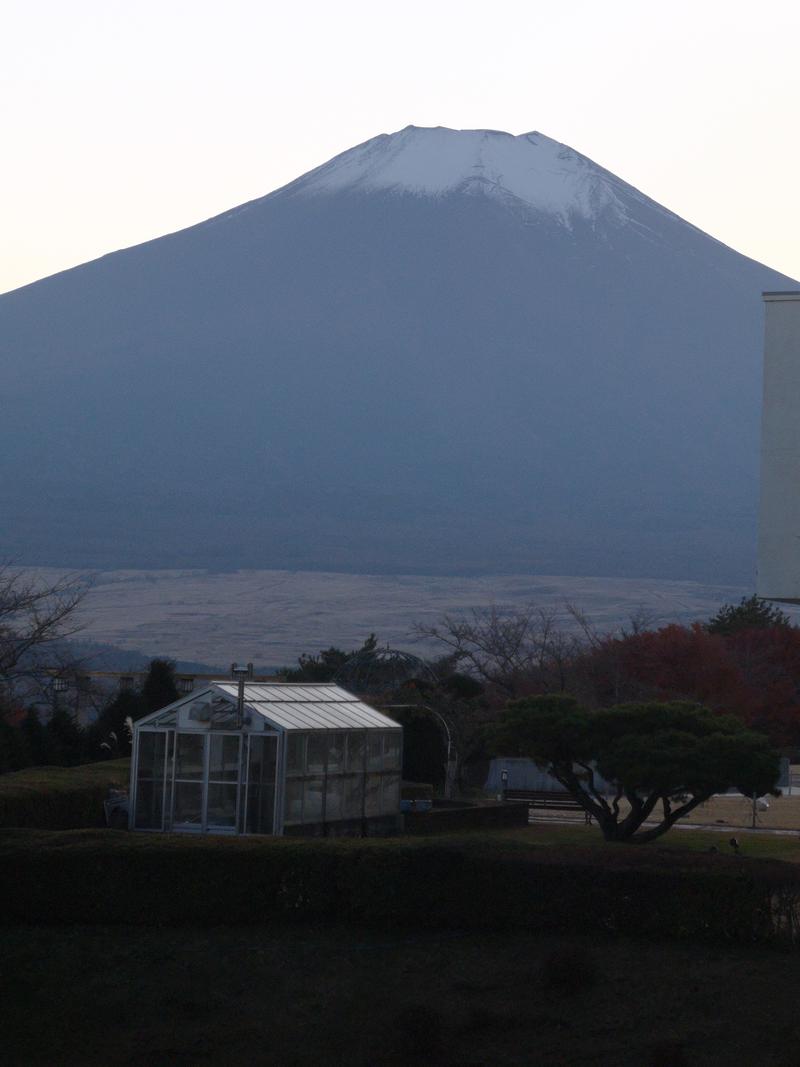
[1,126,794,581]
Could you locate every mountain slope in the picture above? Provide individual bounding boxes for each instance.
[1,126,793,581]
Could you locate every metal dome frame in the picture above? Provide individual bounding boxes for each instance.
[333,645,437,695]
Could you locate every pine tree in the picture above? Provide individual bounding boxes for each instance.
[141,659,179,713]
[707,595,792,636]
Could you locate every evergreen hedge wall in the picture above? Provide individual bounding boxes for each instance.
[2,827,799,947]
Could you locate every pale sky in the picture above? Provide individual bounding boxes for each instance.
[2,0,799,295]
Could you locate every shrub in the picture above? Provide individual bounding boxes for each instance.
[0,759,130,829]
[1,828,800,948]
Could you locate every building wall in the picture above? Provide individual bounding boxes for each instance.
[758,292,800,601]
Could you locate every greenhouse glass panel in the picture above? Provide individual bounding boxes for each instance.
[173,782,203,826]
[209,735,240,781]
[343,775,363,819]
[135,732,168,830]
[307,735,327,774]
[284,779,304,824]
[207,784,237,828]
[325,775,344,821]
[287,734,306,776]
[245,735,277,834]
[367,734,383,772]
[383,733,401,771]
[134,780,164,830]
[327,733,345,774]
[175,734,204,780]
[137,732,161,777]
[382,775,400,813]
[346,732,366,772]
[364,774,382,816]
[303,777,324,822]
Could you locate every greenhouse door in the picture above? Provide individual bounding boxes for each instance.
[171,732,242,834]
[205,733,242,833]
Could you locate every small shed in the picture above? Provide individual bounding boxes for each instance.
[129,682,402,836]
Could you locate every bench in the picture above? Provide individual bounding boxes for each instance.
[503,789,593,824]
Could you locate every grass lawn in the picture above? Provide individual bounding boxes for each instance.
[488,819,800,862]
[3,922,800,1066]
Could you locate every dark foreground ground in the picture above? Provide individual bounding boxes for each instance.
[3,922,800,1066]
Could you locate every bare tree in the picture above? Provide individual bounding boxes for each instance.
[414,605,583,701]
[0,565,90,688]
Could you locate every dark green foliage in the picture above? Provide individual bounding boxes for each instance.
[0,714,29,773]
[1,828,799,949]
[439,671,484,701]
[0,759,130,829]
[395,709,446,787]
[44,706,85,766]
[393,670,491,793]
[283,634,378,683]
[87,689,144,759]
[19,709,53,766]
[86,659,179,762]
[141,658,179,713]
[707,594,792,636]
[490,697,780,842]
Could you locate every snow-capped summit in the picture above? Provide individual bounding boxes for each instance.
[282,125,627,223]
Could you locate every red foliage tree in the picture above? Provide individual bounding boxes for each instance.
[575,623,800,748]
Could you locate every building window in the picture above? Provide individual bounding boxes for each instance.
[179,677,194,694]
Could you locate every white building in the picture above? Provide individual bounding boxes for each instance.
[758,291,800,601]
[130,682,402,836]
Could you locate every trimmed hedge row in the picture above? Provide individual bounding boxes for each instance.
[2,827,800,946]
[404,802,529,834]
[0,760,130,829]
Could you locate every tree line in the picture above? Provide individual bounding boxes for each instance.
[0,559,795,846]
[0,659,180,773]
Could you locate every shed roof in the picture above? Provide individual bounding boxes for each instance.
[212,682,400,731]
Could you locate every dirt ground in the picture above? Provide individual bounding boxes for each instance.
[676,791,800,831]
[531,779,800,833]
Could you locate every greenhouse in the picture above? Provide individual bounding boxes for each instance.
[129,682,402,836]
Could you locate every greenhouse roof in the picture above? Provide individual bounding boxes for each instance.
[211,682,400,731]
[134,683,401,732]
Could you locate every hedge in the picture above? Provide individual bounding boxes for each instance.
[404,802,529,834]
[0,760,130,829]
[2,827,800,946]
